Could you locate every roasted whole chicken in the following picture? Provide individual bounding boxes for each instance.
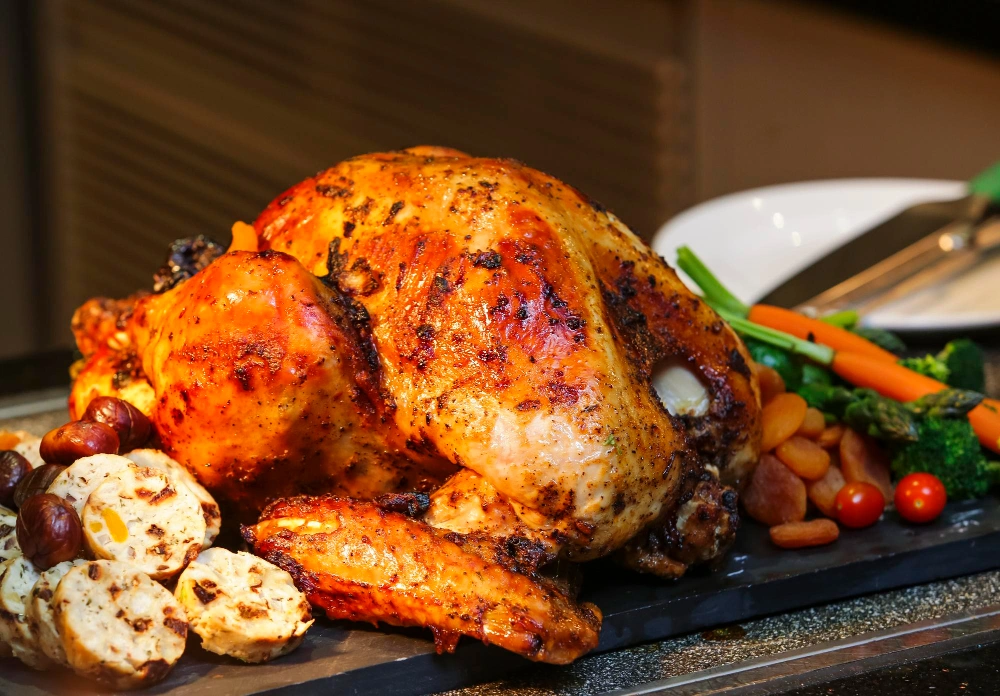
[70,147,762,663]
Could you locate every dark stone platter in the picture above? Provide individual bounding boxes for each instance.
[3,495,998,696]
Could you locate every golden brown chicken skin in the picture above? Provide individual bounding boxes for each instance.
[67,147,762,665]
[254,147,760,561]
[116,250,454,512]
[70,146,759,572]
[244,495,601,664]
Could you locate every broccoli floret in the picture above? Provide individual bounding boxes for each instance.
[891,418,1000,500]
[938,339,985,392]
[898,354,951,383]
[851,326,908,353]
[896,340,985,392]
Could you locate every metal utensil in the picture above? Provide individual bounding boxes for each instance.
[797,214,1000,317]
[760,162,1000,312]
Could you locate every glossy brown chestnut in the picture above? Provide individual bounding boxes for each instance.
[0,450,31,508]
[13,463,67,509]
[82,396,152,452]
[40,421,120,465]
[16,493,83,570]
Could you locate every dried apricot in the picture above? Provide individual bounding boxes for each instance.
[816,424,846,449]
[756,364,786,405]
[742,454,807,526]
[770,519,839,549]
[760,393,808,452]
[776,436,831,480]
[840,428,894,502]
[807,464,846,518]
[796,408,826,439]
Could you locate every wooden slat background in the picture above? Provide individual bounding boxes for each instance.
[36,0,692,348]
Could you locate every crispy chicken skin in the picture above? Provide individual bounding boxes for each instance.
[90,251,456,511]
[244,496,601,663]
[253,147,761,560]
[69,147,762,663]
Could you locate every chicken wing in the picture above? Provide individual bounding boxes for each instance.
[244,495,601,663]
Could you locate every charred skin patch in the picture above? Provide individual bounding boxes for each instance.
[316,184,351,199]
[383,201,405,226]
[374,491,431,517]
[470,250,502,269]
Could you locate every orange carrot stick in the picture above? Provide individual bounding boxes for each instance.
[748,305,898,362]
[831,351,1000,454]
[970,403,1000,455]
[229,221,259,253]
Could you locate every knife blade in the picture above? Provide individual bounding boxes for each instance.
[759,163,1000,310]
[799,214,1000,317]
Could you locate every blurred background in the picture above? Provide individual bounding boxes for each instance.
[2,0,1000,366]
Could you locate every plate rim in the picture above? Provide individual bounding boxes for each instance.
[651,177,994,333]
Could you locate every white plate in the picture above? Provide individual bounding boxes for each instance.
[650,178,1000,332]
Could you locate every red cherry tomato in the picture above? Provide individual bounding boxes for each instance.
[894,473,947,524]
[835,481,885,528]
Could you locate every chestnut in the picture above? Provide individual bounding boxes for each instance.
[40,421,119,465]
[82,396,152,452]
[16,493,83,570]
[0,450,31,507]
[13,463,67,509]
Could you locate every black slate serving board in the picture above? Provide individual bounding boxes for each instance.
[4,497,1000,696]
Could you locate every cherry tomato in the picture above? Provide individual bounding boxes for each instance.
[834,481,885,528]
[894,473,947,524]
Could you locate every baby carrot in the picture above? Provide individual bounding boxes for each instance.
[748,305,898,363]
[828,351,942,402]
[831,351,1000,454]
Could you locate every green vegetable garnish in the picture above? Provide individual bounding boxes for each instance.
[844,394,919,444]
[743,338,803,391]
[891,418,1000,500]
[850,326,908,353]
[819,310,860,329]
[801,363,833,388]
[898,354,951,383]
[939,339,986,393]
[908,389,985,419]
[797,383,855,419]
[895,339,985,392]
